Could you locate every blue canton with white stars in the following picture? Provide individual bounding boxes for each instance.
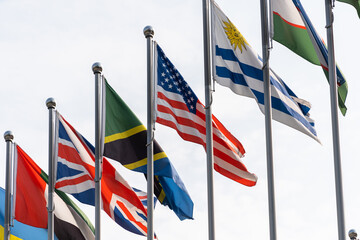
[157,44,198,114]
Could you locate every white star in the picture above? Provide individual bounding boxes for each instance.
[165,78,169,82]
[168,84,173,89]
[161,72,165,77]
[190,97,194,101]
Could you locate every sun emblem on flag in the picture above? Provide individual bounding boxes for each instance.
[223,18,249,53]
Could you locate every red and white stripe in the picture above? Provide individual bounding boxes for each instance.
[156,86,257,187]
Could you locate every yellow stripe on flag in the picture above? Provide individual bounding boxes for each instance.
[123,152,168,170]
[155,176,166,203]
[157,189,166,202]
[104,125,146,143]
[0,225,23,240]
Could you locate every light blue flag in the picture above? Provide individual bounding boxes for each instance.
[0,187,55,240]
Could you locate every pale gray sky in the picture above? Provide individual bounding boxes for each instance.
[0,0,359,239]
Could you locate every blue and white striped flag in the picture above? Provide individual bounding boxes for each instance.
[211,1,319,142]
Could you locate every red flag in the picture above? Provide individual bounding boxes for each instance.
[12,144,96,239]
[14,145,47,228]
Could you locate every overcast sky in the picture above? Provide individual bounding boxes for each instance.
[0,0,359,239]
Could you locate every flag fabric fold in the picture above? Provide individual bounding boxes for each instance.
[212,1,320,142]
[133,188,157,210]
[13,144,95,240]
[55,113,150,237]
[337,0,360,19]
[155,42,258,187]
[271,0,348,115]
[103,79,194,220]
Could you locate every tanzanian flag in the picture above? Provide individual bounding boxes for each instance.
[103,79,193,221]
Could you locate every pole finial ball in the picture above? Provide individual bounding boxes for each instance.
[349,229,358,239]
[143,26,154,38]
[46,97,56,109]
[4,131,14,142]
[92,62,103,74]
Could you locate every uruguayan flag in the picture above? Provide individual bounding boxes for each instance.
[211,1,319,142]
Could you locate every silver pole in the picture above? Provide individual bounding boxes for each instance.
[144,25,154,240]
[4,131,14,240]
[325,1,346,239]
[92,62,103,240]
[202,0,215,239]
[260,0,277,239]
[46,98,56,240]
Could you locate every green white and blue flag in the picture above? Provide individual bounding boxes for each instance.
[271,0,348,115]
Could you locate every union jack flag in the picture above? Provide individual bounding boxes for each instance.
[55,113,150,236]
[133,188,157,209]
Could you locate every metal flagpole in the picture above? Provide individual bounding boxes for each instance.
[4,131,14,240]
[202,0,216,239]
[260,0,277,239]
[93,62,103,240]
[324,1,346,239]
[46,98,56,240]
[144,25,155,240]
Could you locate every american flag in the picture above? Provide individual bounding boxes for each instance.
[155,43,257,187]
[55,113,150,236]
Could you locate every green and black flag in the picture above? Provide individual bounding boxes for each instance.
[103,79,193,221]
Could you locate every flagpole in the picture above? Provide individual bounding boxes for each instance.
[4,131,14,240]
[144,25,155,240]
[93,62,103,240]
[260,0,277,239]
[46,98,56,240]
[202,0,216,239]
[324,1,346,239]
